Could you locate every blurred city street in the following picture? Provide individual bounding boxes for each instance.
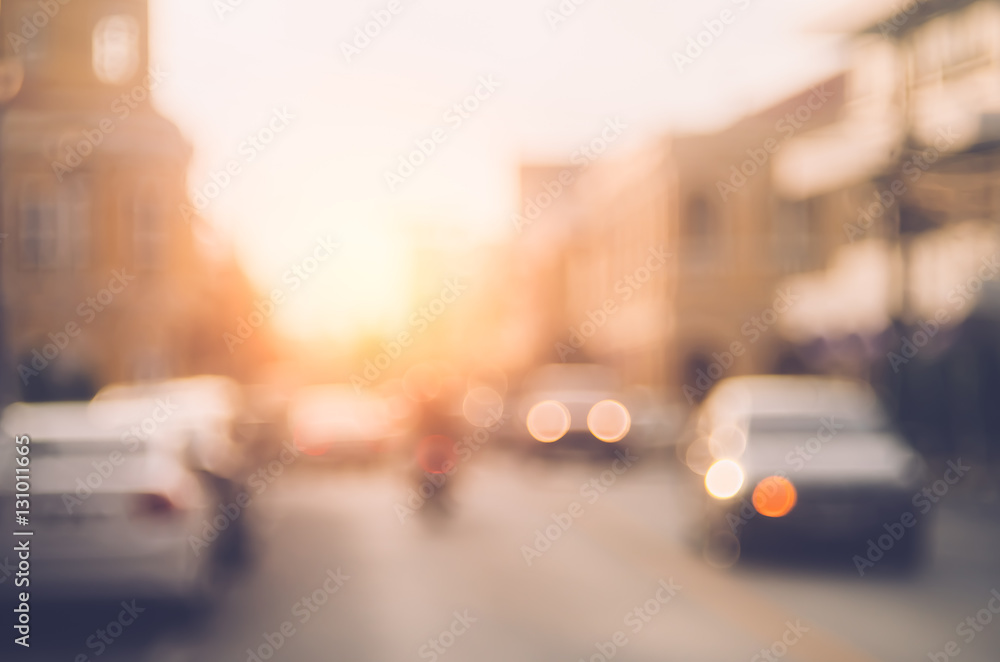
[6,0,1000,659]
[17,449,1000,662]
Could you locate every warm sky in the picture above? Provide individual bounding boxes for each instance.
[147,0,884,342]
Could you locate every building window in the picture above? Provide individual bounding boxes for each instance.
[773,197,828,273]
[685,194,718,264]
[18,183,58,270]
[58,179,92,270]
[132,183,167,270]
[773,199,811,273]
[18,179,93,270]
[92,14,140,85]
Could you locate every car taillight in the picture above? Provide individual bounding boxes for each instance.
[131,493,179,518]
[752,476,797,517]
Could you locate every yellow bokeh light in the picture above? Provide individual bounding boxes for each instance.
[586,400,630,443]
[705,460,744,499]
[526,400,571,443]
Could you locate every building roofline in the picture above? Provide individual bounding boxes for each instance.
[808,0,981,37]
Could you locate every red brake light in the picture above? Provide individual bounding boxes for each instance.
[131,493,179,518]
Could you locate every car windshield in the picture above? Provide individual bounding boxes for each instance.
[747,414,887,435]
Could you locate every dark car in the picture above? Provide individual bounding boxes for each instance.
[682,375,928,569]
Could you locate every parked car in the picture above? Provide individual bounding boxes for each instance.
[92,376,253,568]
[0,401,226,604]
[93,375,247,478]
[682,375,927,569]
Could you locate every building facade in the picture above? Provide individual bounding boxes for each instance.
[772,0,1000,456]
[519,76,847,403]
[0,0,264,399]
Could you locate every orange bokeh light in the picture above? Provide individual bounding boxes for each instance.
[752,476,798,518]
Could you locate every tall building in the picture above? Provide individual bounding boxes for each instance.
[772,0,1000,455]
[561,146,673,390]
[771,0,1000,356]
[0,0,261,399]
[544,76,846,402]
[507,163,582,374]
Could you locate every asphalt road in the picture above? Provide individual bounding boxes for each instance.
[12,448,1000,662]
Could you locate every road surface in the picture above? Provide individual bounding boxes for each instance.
[13,448,1000,662]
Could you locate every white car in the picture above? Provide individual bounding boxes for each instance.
[93,376,254,567]
[0,401,221,603]
[93,375,247,480]
[683,375,927,568]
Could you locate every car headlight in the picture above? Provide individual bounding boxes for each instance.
[705,459,744,499]
[526,400,571,442]
[586,400,630,443]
